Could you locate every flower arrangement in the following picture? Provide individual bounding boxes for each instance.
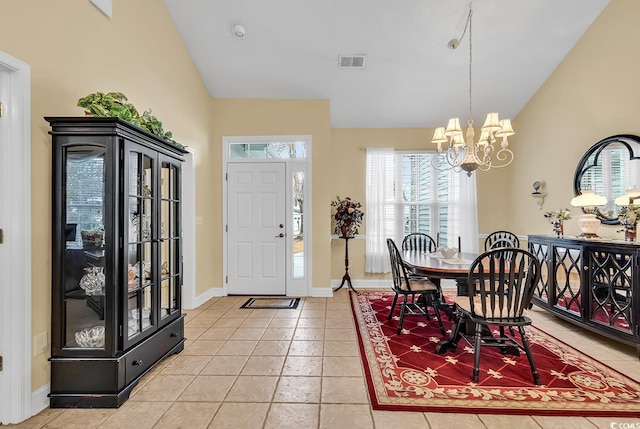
[543,208,572,223]
[544,208,571,237]
[618,205,640,227]
[331,196,363,237]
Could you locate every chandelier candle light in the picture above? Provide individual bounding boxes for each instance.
[431,6,514,176]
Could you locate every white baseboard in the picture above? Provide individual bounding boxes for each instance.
[188,287,226,309]
[330,279,390,289]
[309,287,333,297]
[30,384,49,417]
[328,278,459,290]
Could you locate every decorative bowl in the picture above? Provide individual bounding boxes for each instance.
[75,325,105,348]
[79,267,105,295]
[81,229,104,247]
[130,307,151,321]
[440,247,458,259]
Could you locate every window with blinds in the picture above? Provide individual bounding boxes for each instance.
[365,151,463,248]
[581,145,634,215]
[396,154,453,246]
[366,148,477,271]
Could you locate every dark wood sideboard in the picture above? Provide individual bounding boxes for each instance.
[528,235,640,358]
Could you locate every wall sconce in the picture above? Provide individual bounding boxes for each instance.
[531,181,546,209]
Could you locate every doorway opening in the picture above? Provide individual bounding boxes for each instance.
[223,136,312,297]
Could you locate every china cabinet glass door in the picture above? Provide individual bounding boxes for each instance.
[62,144,107,351]
[159,156,182,326]
[125,146,156,347]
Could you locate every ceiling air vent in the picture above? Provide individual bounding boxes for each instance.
[338,55,366,69]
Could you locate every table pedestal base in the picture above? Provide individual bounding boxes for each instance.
[455,279,469,296]
[435,315,521,357]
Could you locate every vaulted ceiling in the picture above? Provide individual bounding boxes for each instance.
[163,0,610,128]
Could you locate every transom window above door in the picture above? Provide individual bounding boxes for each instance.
[229,142,307,159]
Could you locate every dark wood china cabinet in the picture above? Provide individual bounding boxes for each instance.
[47,117,186,407]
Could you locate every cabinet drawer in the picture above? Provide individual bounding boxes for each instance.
[125,316,184,385]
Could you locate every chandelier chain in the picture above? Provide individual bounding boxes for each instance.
[468,9,473,123]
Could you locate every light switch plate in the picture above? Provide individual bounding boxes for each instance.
[33,331,48,357]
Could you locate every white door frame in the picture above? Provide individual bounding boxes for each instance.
[181,148,197,309]
[222,135,312,297]
[0,51,32,424]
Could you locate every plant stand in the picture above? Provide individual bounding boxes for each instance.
[334,236,357,293]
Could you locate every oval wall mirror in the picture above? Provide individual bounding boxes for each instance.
[573,134,640,224]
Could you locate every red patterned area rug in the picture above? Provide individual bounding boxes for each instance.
[351,291,640,417]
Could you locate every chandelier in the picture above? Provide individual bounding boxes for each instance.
[431,7,514,176]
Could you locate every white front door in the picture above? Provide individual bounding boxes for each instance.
[227,162,287,295]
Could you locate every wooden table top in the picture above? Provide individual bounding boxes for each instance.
[402,250,479,278]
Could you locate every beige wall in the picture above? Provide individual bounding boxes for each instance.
[510,0,640,240]
[206,98,333,291]
[0,0,211,390]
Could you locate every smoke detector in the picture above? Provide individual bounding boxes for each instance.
[231,23,247,39]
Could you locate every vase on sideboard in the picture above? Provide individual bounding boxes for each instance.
[625,224,637,242]
[552,221,564,238]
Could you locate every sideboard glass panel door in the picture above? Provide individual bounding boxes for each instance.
[553,245,583,317]
[126,151,156,343]
[64,145,106,349]
[529,241,549,302]
[159,159,181,324]
[588,248,633,333]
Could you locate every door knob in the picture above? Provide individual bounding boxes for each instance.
[279,224,284,228]
[276,233,284,238]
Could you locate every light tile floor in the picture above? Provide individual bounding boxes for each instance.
[8,289,640,429]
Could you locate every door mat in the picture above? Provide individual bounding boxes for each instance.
[351,291,640,417]
[240,297,300,309]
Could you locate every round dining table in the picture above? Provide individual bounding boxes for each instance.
[403,249,526,356]
[401,250,479,296]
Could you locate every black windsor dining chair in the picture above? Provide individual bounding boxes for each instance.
[386,238,445,335]
[484,230,520,251]
[448,247,543,385]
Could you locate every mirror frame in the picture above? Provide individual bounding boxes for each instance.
[573,134,640,225]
